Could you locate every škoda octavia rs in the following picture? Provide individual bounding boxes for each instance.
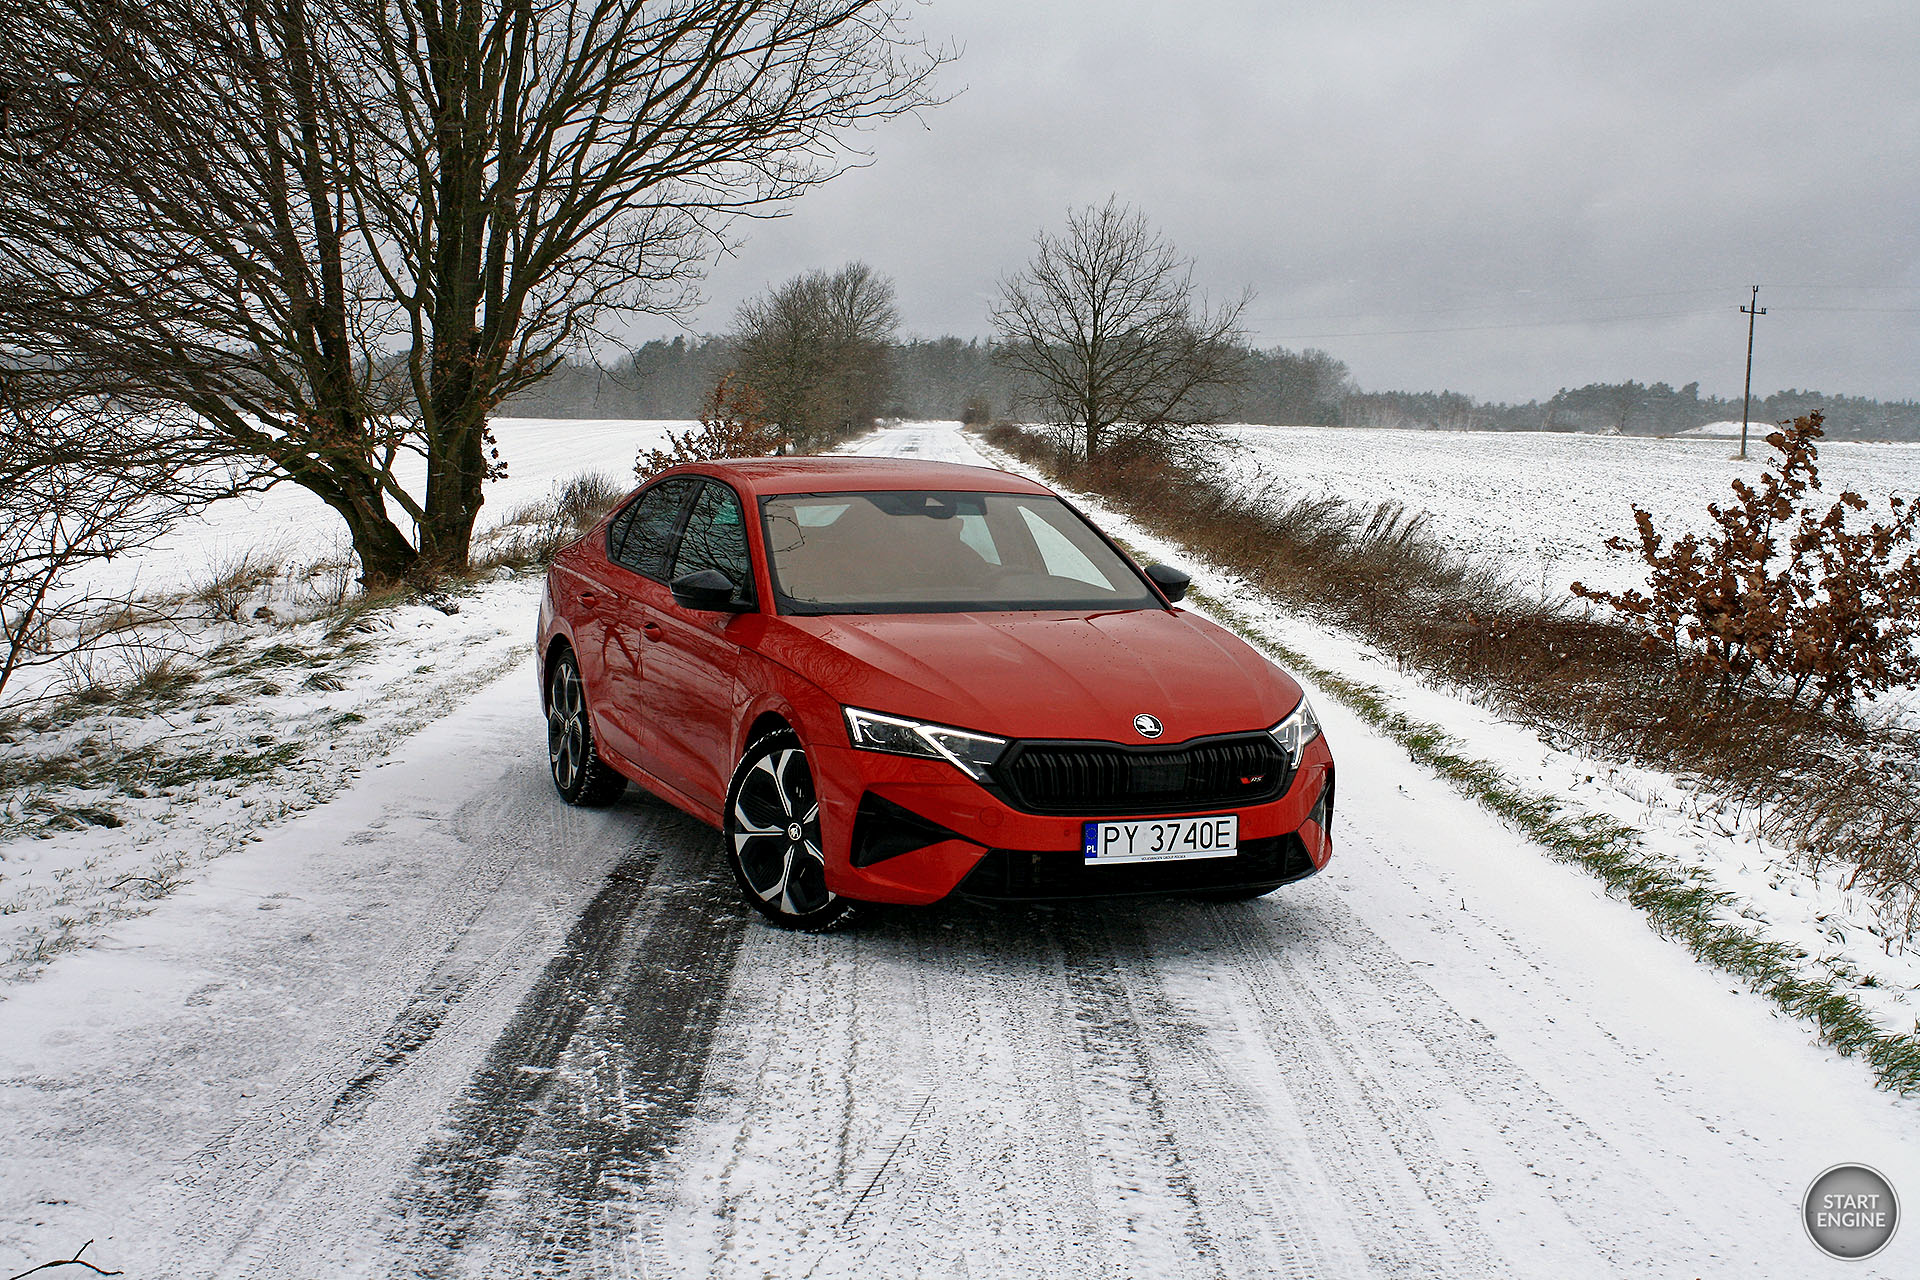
[538,457,1333,929]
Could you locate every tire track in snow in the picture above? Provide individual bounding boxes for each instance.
[388,820,747,1278]
[1197,895,1513,1277]
[1209,876,1708,1273]
[1051,905,1376,1280]
[630,906,1120,1279]
[640,900,1421,1278]
[147,753,691,1277]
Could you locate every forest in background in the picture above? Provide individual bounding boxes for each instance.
[504,335,1920,440]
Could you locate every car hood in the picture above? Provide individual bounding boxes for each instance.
[764,608,1302,744]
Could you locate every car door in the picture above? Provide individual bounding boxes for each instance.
[639,479,759,810]
[595,477,699,771]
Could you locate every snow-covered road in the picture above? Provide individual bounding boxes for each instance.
[3,423,1917,1278]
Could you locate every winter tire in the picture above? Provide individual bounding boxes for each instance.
[724,729,850,931]
[546,648,626,807]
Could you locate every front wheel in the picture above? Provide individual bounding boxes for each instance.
[723,729,850,931]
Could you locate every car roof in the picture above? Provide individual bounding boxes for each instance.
[667,456,1055,497]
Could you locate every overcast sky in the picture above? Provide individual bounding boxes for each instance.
[645,0,1920,403]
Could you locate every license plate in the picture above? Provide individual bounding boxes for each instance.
[1082,814,1239,864]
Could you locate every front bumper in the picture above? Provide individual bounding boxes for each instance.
[810,736,1335,905]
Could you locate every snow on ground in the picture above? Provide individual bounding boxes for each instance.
[1,421,1918,1278]
[1212,423,1920,599]
[0,420,682,975]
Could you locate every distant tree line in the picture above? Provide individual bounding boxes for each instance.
[506,336,1357,427]
[1342,381,1920,439]
[510,345,1919,441]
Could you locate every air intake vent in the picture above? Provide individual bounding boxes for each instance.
[997,733,1291,815]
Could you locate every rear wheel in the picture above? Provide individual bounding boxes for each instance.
[723,729,850,931]
[546,649,626,807]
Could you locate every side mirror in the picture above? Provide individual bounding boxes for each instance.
[671,568,750,612]
[1143,563,1190,603]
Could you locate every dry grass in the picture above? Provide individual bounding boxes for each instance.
[472,469,626,572]
[124,647,198,702]
[321,579,411,643]
[75,599,176,646]
[189,548,286,623]
[296,555,359,616]
[984,423,1920,940]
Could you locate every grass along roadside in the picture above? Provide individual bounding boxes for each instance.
[0,578,542,978]
[0,471,624,981]
[1193,584,1920,1094]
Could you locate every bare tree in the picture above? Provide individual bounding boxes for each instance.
[0,372,247,699]
[730,261,899,447]
[991,199,1250,463]
[0,1,943,581]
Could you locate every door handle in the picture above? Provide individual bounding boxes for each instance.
[578,591,597,605]
[641,621,665,642]
[578,589,619,606]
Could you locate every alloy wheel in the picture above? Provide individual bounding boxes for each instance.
[725,732,846,928]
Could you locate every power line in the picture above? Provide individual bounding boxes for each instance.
[1249,286,1739,327]
[1250,282,1920,331]
[1776,305,1920,314]
[1259,308,1726,341]
[1762,282,1920,291]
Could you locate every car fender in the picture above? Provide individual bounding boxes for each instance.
[731,658,845,764]
[536,584,568,707]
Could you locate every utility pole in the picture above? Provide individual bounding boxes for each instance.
[1739,284,1766,460]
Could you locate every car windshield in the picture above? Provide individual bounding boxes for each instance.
[760,490,1164,615]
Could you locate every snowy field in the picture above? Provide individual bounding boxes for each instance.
[3,421,1919,1277]
[71,418,690,604]
[1213,424,1920,599]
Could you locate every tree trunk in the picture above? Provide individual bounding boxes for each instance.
[420,414,487,573]
[316,470,420,586]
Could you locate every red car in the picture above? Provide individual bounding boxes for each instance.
[538,457,1333,929]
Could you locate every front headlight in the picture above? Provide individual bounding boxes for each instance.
[1268,695,1321,764]
[843,707,1009,782]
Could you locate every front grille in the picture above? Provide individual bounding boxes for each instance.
[955,833,1317,902]
[996,732,1291,814]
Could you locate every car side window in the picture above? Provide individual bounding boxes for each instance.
[611,478,697,580]
[672,481,757,607]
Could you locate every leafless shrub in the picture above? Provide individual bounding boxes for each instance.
[55,651,120,707]
[637,378,793,479]
[0,372,245,701]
